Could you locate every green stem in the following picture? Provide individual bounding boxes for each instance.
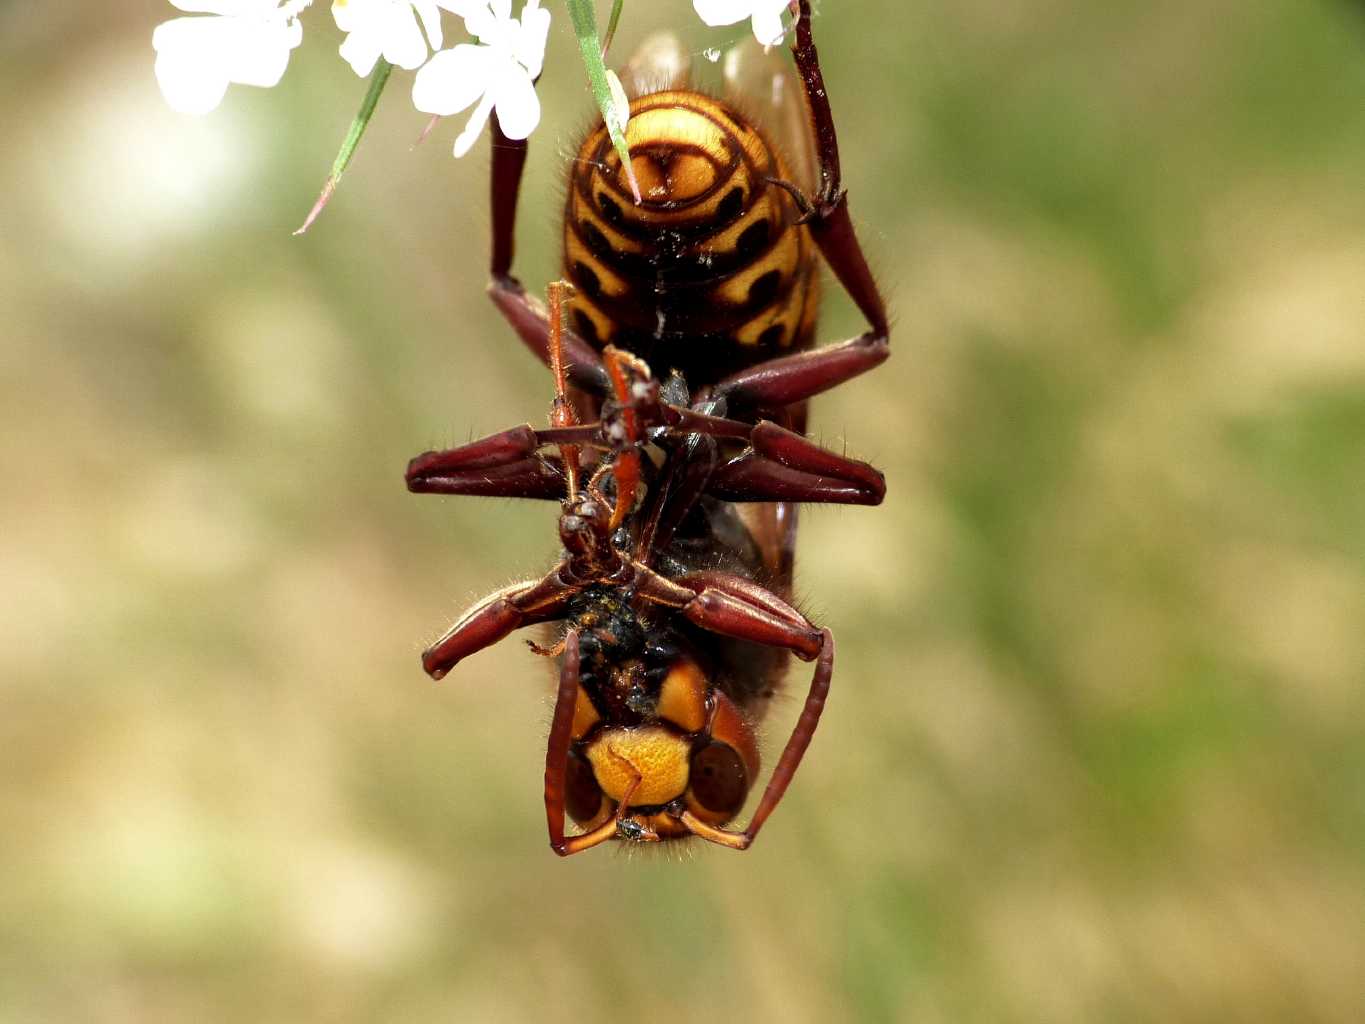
[601,0,625,58]
[565,0,639,203]
[294,58,394,236]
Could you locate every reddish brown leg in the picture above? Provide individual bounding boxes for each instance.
[698,419,884,505]
[672,570,816,629]
[686,590,820,657]
[649,404,885,503]
[708,456,875,505]
[407,282,618,503]
[663,406,761,441]
[713,0,889,411]
[635,568,825,661]
[788,0,887,337]
[628,566,835,848]
[406,419,620,498]
[682,628,834,850]
[546,630,656,856]
[489,112,527,281]
[406,409,881,505]
[411,424,540,475]
[713,336,888,409]
[488,282,607,394]
[488,116,607,394]
[406,293,613,503]
[421,574,576,679]
[407,433,568,499]
[543,628,577,853]
[659,406,883,494]
[407,422,601,476]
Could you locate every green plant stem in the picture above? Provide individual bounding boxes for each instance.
[295,58,394,235]
[565,0,639,202]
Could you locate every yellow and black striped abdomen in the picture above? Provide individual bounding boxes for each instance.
[564,90,819,387]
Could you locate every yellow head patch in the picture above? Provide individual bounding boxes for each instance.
[585,727,691,807]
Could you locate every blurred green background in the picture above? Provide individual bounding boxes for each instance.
[4,1,1365,1020]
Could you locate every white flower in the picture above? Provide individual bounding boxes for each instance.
[693,0,791,48]
[411,0,551,158]
[332,0,445,77]
[153,0,307,115]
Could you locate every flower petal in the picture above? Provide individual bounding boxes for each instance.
[152,14,212,54]
[168,0,240,14]
[749,5,786,47]
[453,90,496,157]
[412,44,494,115]
[338,23,383,76]
[460,4,499,43]
[693,0,748,29]
[153,18,231,114]
[331,0,361,33]
[513,0,550,79]
[413,0,444,51]
[332,0,400,35]
[222,16,301,87]
[382,3,432,70]
[489,59,539,141]
[436,0,486,17]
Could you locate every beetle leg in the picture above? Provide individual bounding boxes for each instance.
[408,456,568,500]
[550,810,619,857]
[545,632,611,855]
[680,627,834,850]
[637,569,824,661]
[670,570,814,633]
[711,334,889,410]
[712,0,889,411]
[545,631,659,856]
[787,0,887,336]
[406,424,573,500]
[629,567,834,848]
[488,279,608,394]
[489,113,527,282]
[488,115,608,394]
[421,571,576,680]
[650,414,885,505]
[708,454,881,505]
[406,383,878,508]
[708,421,885,505]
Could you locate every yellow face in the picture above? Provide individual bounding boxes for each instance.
[564,658,761,840]
[586,727,692,807]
